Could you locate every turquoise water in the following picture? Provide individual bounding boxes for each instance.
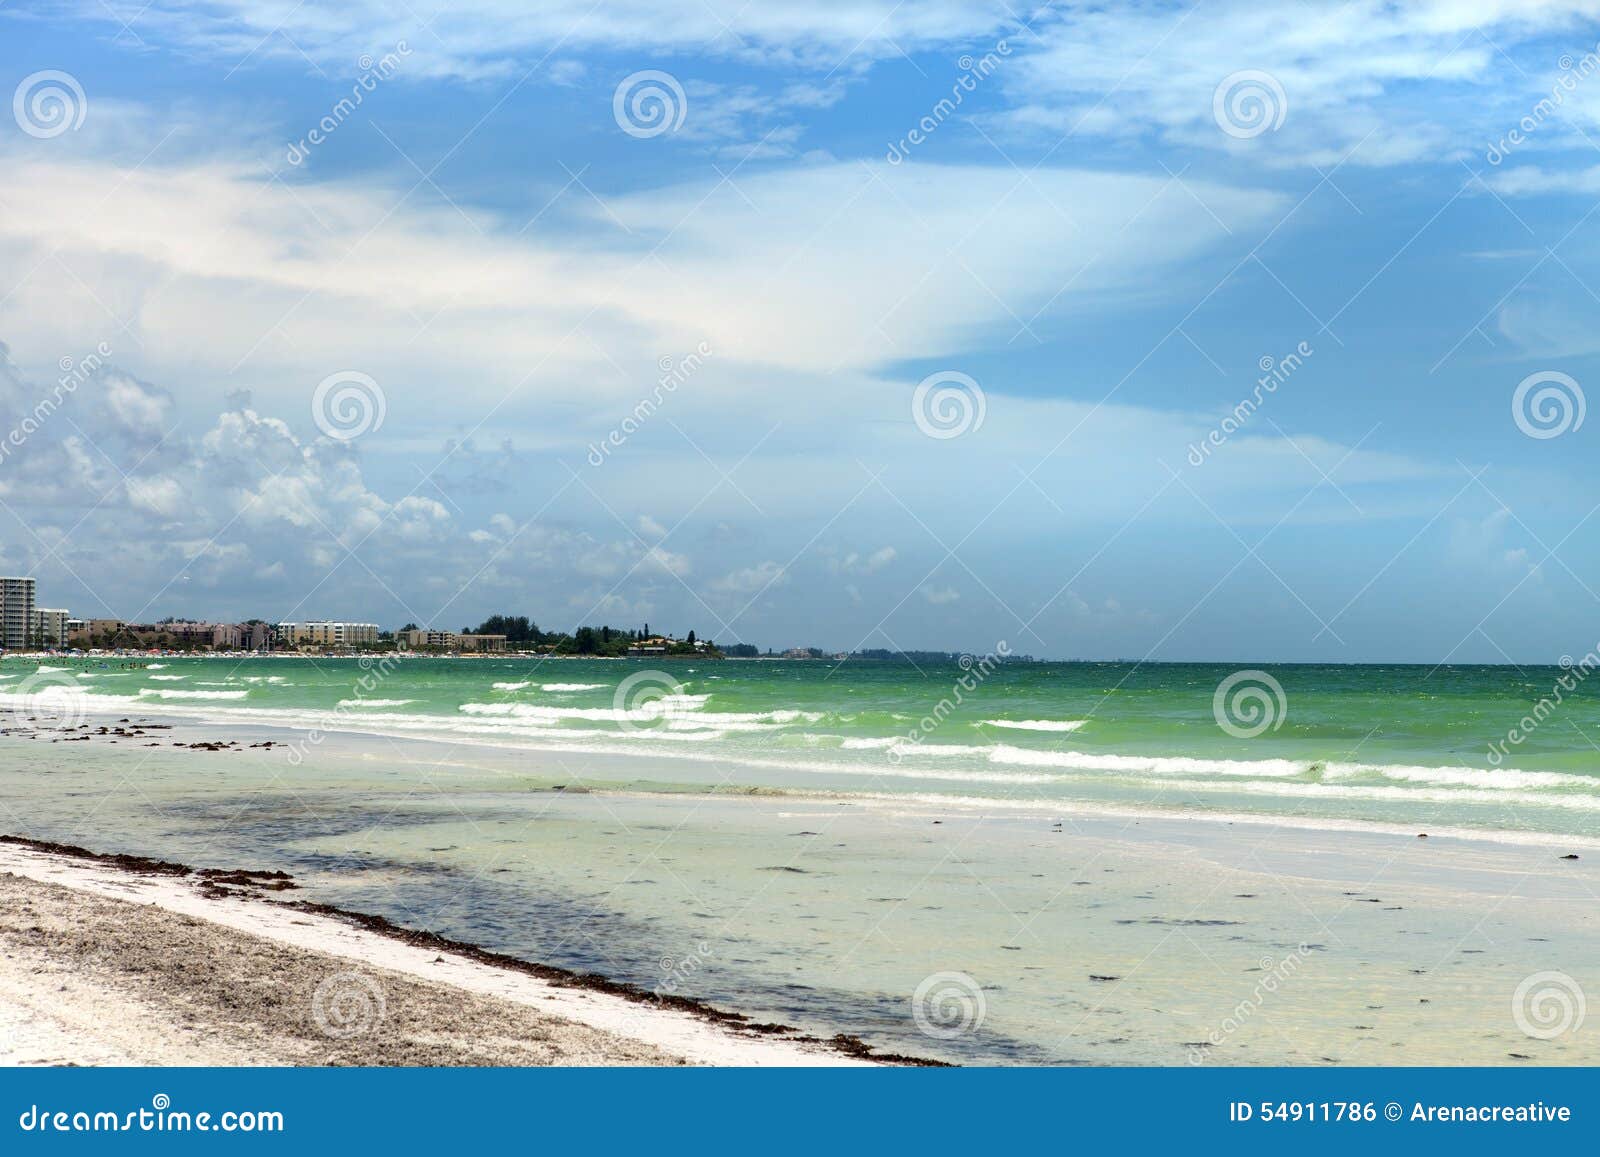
[3,655,1599,838]
[3,655,1598,1064]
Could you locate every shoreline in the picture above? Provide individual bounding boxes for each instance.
[0,835,934,1067]
[14,701,1600,850]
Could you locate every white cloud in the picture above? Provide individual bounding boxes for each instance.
[713,561,787,593]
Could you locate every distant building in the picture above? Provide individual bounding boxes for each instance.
[211,622,270,650]
[0,577,36,649]
[275,621,380,648]
[69,618,126,645]
[456,634,507,653]
[30,608,70,647]
[401,629,457,649]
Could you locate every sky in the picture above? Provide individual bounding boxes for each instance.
[2,1,1600,661]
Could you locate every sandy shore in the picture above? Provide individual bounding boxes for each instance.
[0,841,871,1067]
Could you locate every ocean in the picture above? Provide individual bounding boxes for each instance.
[2,655,1597,1065]
[3,655,1597,837]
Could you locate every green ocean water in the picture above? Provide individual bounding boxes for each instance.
[4,655,1598,837]
[4,654,1599,1064]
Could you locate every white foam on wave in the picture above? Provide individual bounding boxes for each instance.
[148,674,187,681]
[491,681,531,691]
[1323,762,1594,791]
[979,719,1086,732]
[135,689,249,701]
[146,664,168,669]
[335,698,417,708]
[542,683,606,691]
[34,665,67,673]
[841,737,899,749]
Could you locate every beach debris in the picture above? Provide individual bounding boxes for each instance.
[1088,974,1120,982]
[1560,853,1579,860]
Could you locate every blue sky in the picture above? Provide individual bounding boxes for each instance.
[2,1,1600,661]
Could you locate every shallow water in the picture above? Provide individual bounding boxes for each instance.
[1,712,1596,1065]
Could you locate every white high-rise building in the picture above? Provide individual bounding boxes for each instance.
[0,577,36,650]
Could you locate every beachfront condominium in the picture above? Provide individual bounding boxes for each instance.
[0,577,36,650]
[274,621,381,648]
[30,608,70,648]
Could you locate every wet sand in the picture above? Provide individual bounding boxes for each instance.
[0,841,872,1067]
